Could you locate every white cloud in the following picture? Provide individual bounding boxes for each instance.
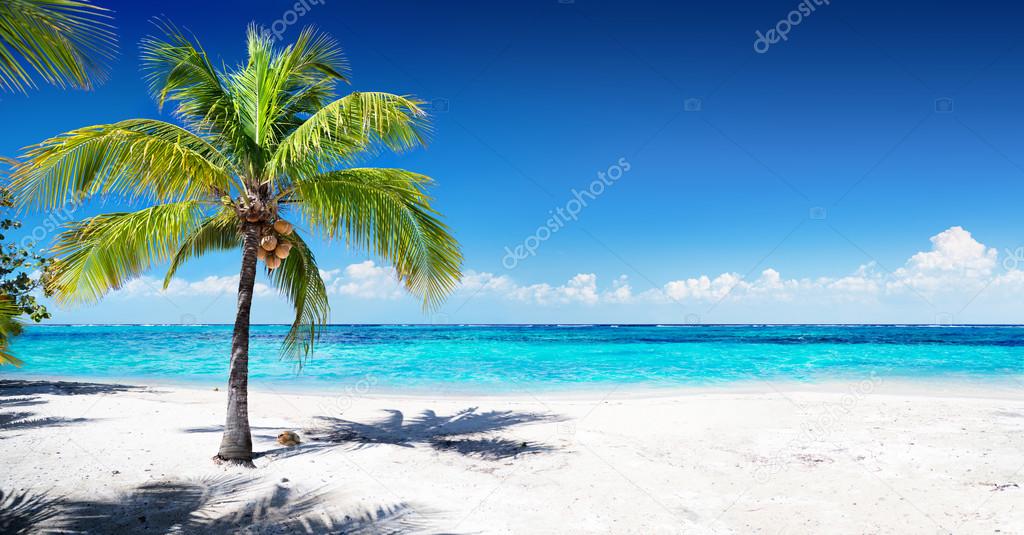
[461,270,517,293]
[117,261,404,302]
[457,226,1024,307]
[504,273,600,305]
[326,260,403,300]
[106,227,1024,312]
[886,226,997,295]
[118,275,274,299]
[604,275,633,303]
[318,268,342,283]
[663,272,743,302]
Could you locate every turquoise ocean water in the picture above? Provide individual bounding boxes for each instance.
[4,324,1024,392]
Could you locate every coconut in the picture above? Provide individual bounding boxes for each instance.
[274,241,293,259]
[265,255,281,269]
[277,430,300,447]
[260,235,278,251]
[256,248,267,260]
[245,213,261,223]
[273,219,294,235]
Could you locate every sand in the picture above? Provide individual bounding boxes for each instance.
[1,376,1023,534]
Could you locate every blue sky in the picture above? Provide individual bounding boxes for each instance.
[3,0,1024,324]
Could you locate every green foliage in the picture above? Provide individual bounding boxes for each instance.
[0,0,118,92]
[162,208,240,289]
[0,298,25,366]
[11,24,462,363]
[290,168,461,310]
[267,91,428,181]
[270,233,329,361]
[46,201,209,304]
[10,119,237,210]
[0,168,51,366]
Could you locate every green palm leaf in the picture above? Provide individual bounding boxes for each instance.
[141,20,231,125]
[10,119,235,210]
[0,298,25,366]
[163,208,241,288]
[274,26,349,87]
[267,92,429,181]
[289,168,462,310]
[46,201,209,303]
[0,0,117,92]
[268,231,329,362]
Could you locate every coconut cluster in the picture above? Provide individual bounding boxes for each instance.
[257,219,295,270]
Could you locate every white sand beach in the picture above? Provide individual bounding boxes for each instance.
[2,377,1023,534]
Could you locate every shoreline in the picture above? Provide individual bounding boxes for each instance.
[4,371,1024,401]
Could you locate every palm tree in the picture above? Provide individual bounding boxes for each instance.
[0,0,117,92]
[9,23,463,466]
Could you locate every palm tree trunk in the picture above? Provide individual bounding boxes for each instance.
[215,221,260,467]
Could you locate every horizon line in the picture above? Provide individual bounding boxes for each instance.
[26,323,1024,327]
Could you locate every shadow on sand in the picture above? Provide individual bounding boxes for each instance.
[0,379,140,398]
[0,380,136,435]
[178,407,563,461]
[1,476,435,534]
[0,488,62,535]
[292,407,564,461]
[0,411,90,433]
[181,424,297,443]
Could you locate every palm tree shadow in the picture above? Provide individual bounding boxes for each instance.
[200,486,433,534]
[0,379,141,398]
[20,476,439,534]
[302,407,563,460]
[54,475,250,534]
[180,424,289,443]
[0,396,47,408]
[0,411,90,435]
[0,488,63,535]
[0,380,137,435]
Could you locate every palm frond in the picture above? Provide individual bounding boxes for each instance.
[290,168,461,310]
[141,20,230,124]
[140,20,258,172]
[163,208,240,288]
[267,92,429,181]
[46,201,209,303]
[10,119,234,210]
[275,26,349,88]
[268,231,329,362]
[0,298,25,366]
[228,25,283,155]
[0,0,117,92]
[269,27,349,142]
[0,156,18,168]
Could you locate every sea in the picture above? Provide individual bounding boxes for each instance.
[4,324,1024,393]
